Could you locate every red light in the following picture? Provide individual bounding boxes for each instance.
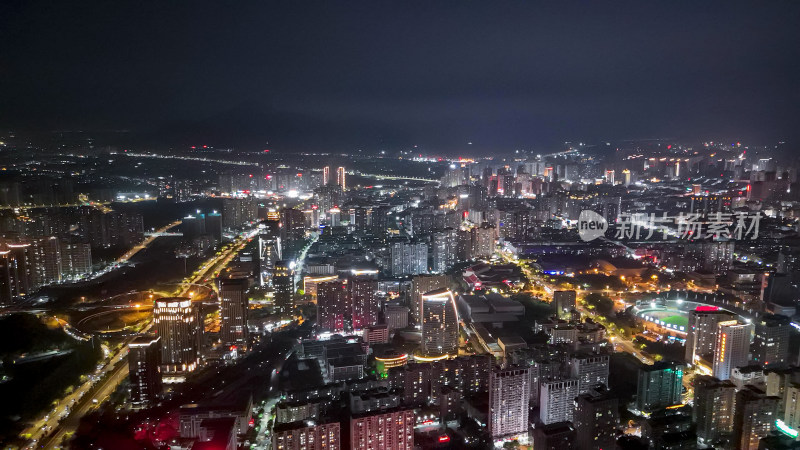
[667,144,672,149]
[297,173,303,177]
[438,435,450,443]
[264,149,270,152]
[190,146,196,149]
[695,306,720,312]
[746,184,751,192]
[202,145,208,148]
[249,174,253,178]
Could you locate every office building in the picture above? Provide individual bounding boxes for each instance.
[336,167,346,191]
[752,314,791,369]
[733,386,779,450]
[489,367,530,439]
[569,353,609,394]
[273,420,341,450]
[574,386,619,450]
[553,290,577,320]
[322,166,331,185]
[410,274,449,324]
[273,260,294,312]
[713,320,753,381]
[540,378,579,425]
[421,289,459,356]
[218,276,250,351]
[128,335,163,408]
[154,297,200,377]
[685,307,737,364]
[349,408,414,450]
[635,362,684,414]
[693,376,736,445]
[317,281,348,333]
[349,276,379,330]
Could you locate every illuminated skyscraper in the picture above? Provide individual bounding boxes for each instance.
[218,276,250,351]
[421,288,459,356]
[349,408,414,450]
[713,320,753,381]
[273,260,294,312]
[336,166,346,190]
[574,385,619,450]
[540,378,579,425]
[489,367,530,439]
[752,314,791,369]
[635,361,684,413]
[154,297,200,378]
[128,335,163,408]
[685,307,736,364]
[349,276,379,330]
[733,386,779,450]
[693,375,736,445]
[323,166,331,185]
[317,280,348,332]
[410,274,449,324]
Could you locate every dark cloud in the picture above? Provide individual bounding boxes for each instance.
[1,1,798,152]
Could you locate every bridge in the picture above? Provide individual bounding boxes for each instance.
[144,231,183,237]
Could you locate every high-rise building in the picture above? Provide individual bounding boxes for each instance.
[390,241,428,276]
[685,307,737,364]
[218,276,250,351]
[782,383,800,435]
[693,375,736,445]
[273,420,341,450]
[349,408,414,450]
[205,211,223,242]
[0,243,31,304]
[384,305,409,331]
[128,335,163,408]
[752,314,791,369]
[540,378,579,425]
[222,197,258,229]
[733,386,779,450]
[257,220,282,286]
[28,236,62,286]
[317,281,348,333]
[635,361,684,414]
[553,290,577,320]
[336,167,346,191]
[531,422,575,450]
[489,367,530,439]
[569,353,609,394]
[349,276,379,330]
[574,385,619,450]
[153,297,200,377]
[273,260,294,312]
[713,320,753,381]
[322,166,331,186]
[281,208,306,241]
[410,274,449,324]
[59,240,92,279]
[421,288,459,356]
[430,228,456,273]
[470,223,495,258]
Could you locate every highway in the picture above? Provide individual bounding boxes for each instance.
[23,233,250,449]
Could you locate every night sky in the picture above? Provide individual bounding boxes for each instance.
[1,1,799,153]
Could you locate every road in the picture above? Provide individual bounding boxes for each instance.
[24,234,250,449]
[116,220,183,265]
